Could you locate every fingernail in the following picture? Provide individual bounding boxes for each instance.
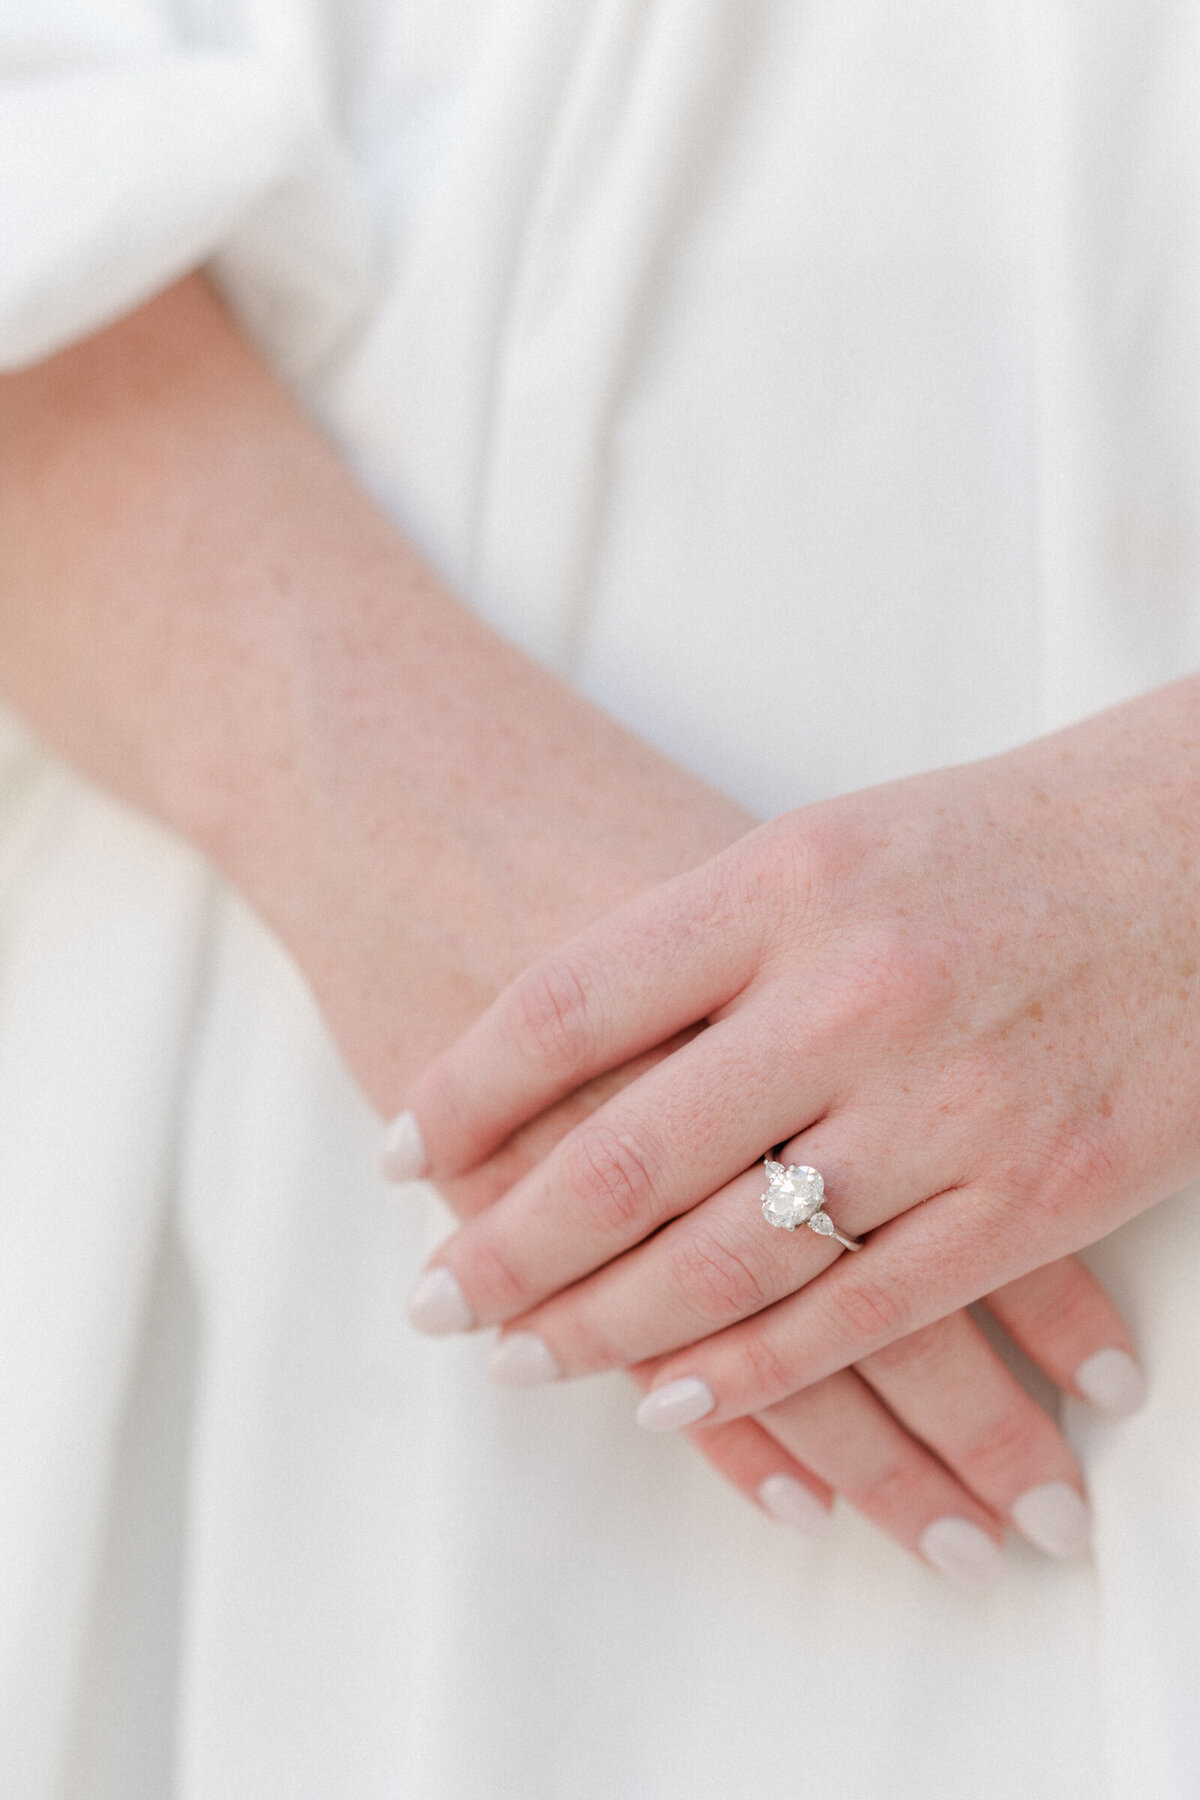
[635,1377,716,1432]
[407,1266,474,1335]
[1011,1480,1092,1559]
[382,1110,428,1182]
[490,1331,561,1387]
[1075,1347,1147,1418]
[919,1516,1004,1590]
[758,1473,833,1536]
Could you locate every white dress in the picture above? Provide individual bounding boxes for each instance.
[2,3,1200,1795]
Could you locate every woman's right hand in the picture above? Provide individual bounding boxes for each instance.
[0,272,1141,1587]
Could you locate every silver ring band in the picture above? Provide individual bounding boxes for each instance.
[760,1159,863,1250]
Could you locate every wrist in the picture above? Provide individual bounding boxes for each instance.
[0,275,752,1110]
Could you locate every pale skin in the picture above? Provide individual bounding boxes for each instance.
[409,686,1200,1453]
[0,274,1140,1587]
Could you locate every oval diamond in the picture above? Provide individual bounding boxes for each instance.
[761,1162,824,1229]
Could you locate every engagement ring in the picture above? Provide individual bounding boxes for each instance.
[760,1159,862,1250]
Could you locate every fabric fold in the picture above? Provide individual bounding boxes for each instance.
[0,48,372,376]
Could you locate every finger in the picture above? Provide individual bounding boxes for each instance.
[411,1014,836,1332]
[437,1034,698,1222]
[625,1368,835,1537]
[403,859,759,1176]
[628,1181,1071,1426]
[487,1108,964,1375]
[688,1419,835,1536]
[856,1309,1091,1558]
[983,1258,1146,1416]
[758,1370,1006,1588]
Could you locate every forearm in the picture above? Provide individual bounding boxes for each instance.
[0,275,750,1103]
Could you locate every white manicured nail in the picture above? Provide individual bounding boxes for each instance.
[490,1331,561,1387]
[635,1378,716,1432]
[1075,1347,1146,1417]
[381,1110,428,1182]
[407,1266,473,1335]
[758,1474,833,1536]
[1011,1481,1092,1558]
[919,1517,1004,1590]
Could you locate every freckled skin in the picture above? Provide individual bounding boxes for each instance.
[416,675,1200,1419]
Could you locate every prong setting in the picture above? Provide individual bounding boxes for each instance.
[759,1159,862,1249]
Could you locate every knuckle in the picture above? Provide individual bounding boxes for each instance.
[758,807,896,924]
[735,1328,800,1405]
[853,1455,917,1518]
[773,809,861,891]
[569,1118,661,1234]
[511,955,598,1075]
[739,818,846,950]
[467,1233,535,1316]
[1034,1129,1122,1220]
[539,1304,626,1372]
[667,1228,769,1324]
[822,926,945,1040]
[954,1408,1056,1492]
[859,1317,944,1381]
[993,1125,1123,1236]
[991,1258,1101,1354]
[775,927,946,1063]
[826,1270,910,1349]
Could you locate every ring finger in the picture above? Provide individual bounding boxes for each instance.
[478,1111,955,1372]
[408,1017,852,1331]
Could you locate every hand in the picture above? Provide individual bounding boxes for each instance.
[402,690,1189,1432]
[427,1058,1141,1579]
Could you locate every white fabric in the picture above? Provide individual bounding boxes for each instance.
[1,1,1199,1793]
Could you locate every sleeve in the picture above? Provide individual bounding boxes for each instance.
[0,2,375,379]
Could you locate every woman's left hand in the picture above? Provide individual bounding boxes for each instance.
[401,678,1200,1427]
[420,1048,1142,1577]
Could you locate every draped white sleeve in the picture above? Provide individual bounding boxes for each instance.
[0,3,372,378]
